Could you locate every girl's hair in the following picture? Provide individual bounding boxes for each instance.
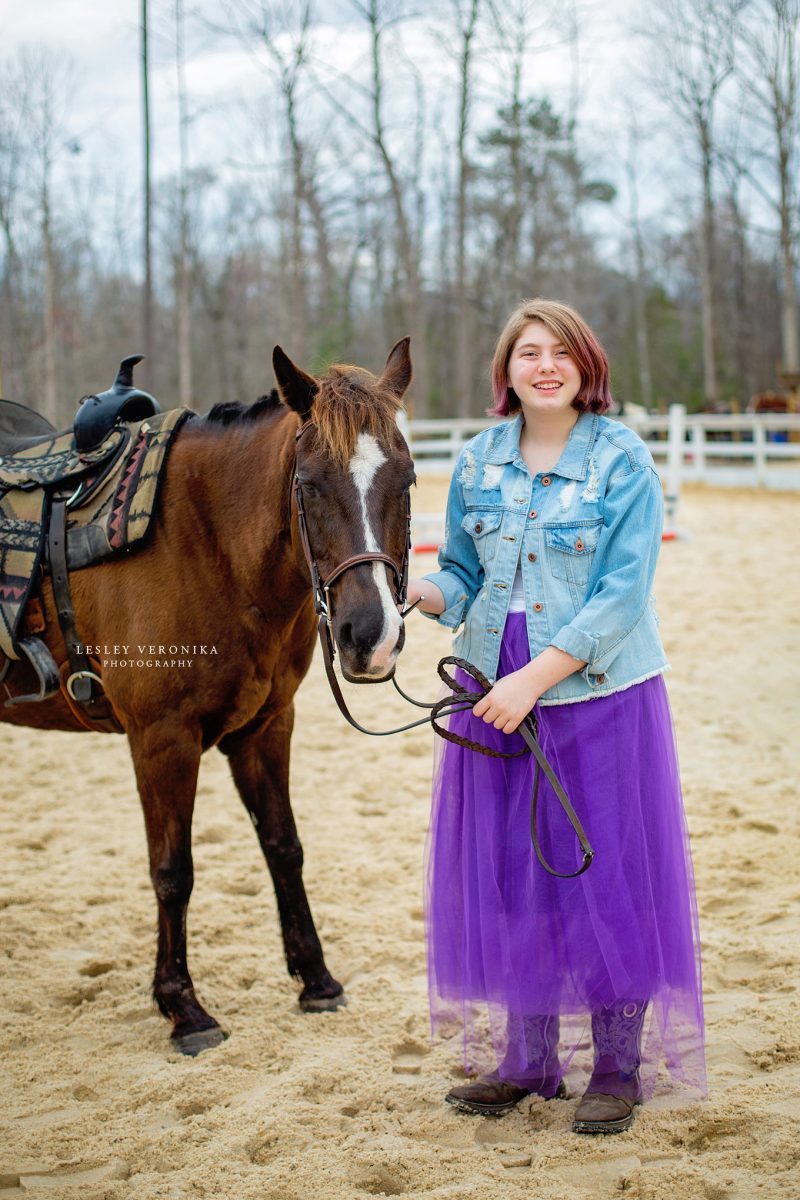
[489,298,613,416]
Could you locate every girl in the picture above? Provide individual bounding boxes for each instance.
[406,299,706,1134]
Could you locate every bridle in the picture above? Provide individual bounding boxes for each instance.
[292,419,414,637]
[290,418,593,880]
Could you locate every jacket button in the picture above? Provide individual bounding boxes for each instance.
[527,552,537,562]
[474,522,482,533]
[596,673,605,683]
[542,476,552,486]
[529,509,537,519]
[533,602,543,612]
[575,539,584,551]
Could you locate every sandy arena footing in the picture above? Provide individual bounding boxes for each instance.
[1,483,798,1200]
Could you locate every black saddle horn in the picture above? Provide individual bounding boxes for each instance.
[115,354,145,390]
[74,355,161,452]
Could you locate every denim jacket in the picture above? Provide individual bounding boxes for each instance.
[420,411,668,704]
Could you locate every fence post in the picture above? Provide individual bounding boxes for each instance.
[753,419,767,487]
[665,403,685,528]
[449,427,464,467]
[689,419,705,481]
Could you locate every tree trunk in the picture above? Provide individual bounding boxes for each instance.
[625,138,653,409]
[726,175,752,403]
[141,0,154,386]
[0,212,19,400]
[285,85,308,363]
[699,122,719,405]
[365,0,427,412]
[176,0,193,407]
[779,210,799,373]
[776,38,799,373]
[455,0,479,416]
[42,170,58,424]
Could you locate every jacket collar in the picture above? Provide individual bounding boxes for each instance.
[483,411,599,481]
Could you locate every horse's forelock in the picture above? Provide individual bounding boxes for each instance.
[310,365,402,467]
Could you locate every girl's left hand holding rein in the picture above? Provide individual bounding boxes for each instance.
[473,646,587,734]
[472,666,543,734]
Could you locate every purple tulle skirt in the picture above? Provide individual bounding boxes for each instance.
[425,612,706,1099]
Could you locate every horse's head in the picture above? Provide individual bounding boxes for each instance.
[273,339,415,682]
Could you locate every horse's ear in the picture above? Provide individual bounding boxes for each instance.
[380,336,412,400]
[272,346,318,420]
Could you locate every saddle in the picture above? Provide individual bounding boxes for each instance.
[0,356,193,727]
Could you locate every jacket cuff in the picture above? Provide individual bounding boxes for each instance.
[420,571,469,630]
[551,625,624,691]
[550,623,598,666]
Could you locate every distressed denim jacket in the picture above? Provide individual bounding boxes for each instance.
[420,411,668,704]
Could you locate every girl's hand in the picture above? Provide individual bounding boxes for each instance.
[403,577,445,616]
[472,667,542,734]
[404,579,426,609]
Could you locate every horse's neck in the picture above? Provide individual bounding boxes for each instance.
[174,412,306,603]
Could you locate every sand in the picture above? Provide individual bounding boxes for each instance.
[1,482,799,1200]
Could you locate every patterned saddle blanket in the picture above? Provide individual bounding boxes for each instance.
[0,407,192,661]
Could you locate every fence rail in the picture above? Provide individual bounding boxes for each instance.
[404,408,800,492]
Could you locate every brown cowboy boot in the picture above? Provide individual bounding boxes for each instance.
[446,1078,535,1116]
[572,1000,646,1135]
[446,1013,566,1115]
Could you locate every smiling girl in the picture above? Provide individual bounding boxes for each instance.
[406,299,706,1133]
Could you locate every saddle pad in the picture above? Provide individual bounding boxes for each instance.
[0,407,192,661]
[0,425,126,489]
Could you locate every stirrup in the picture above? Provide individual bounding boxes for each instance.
[4,637,60,706]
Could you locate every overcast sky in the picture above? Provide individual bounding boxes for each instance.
[1,0,703,260]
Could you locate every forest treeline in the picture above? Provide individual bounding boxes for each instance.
[0,0,797,424]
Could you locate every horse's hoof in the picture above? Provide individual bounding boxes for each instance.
[299,988,347,1013]
[171,1026,228,1056]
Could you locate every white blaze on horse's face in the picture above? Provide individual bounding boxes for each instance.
[348,432,403,675]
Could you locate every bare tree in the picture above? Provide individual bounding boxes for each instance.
[0,70,27,398]
[16,49,79,423]
[622,105,655,409]
[221,0,341,364]
[483,0,539,294]
[447,0,481,416]
[310,0,429,408]
[141,0,154,383]
[358,0,428,409]
[639,0,747,406]
[174,0,193,406]
[734,0,800,376]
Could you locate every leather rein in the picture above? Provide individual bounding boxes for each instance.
[292,420,594,879]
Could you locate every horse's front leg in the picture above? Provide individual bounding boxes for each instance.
[220,704,345,1011]
[128,723,226,1054]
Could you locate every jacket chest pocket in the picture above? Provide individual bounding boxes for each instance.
[461,510,503,566]
[544,524,600,588]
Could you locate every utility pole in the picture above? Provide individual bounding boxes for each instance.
[141,0,153,383]
[176,0,192,406]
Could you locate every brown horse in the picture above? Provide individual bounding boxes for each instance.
[0,339,415,1054]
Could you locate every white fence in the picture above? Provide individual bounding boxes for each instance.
[406,407,800,493]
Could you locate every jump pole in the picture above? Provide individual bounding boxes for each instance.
[663,403,684,538]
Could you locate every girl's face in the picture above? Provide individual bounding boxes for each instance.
[507,321,582,416]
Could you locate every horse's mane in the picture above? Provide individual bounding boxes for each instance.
[204,367,402,466]
[204,391,282,426]
[313,365,402,466]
